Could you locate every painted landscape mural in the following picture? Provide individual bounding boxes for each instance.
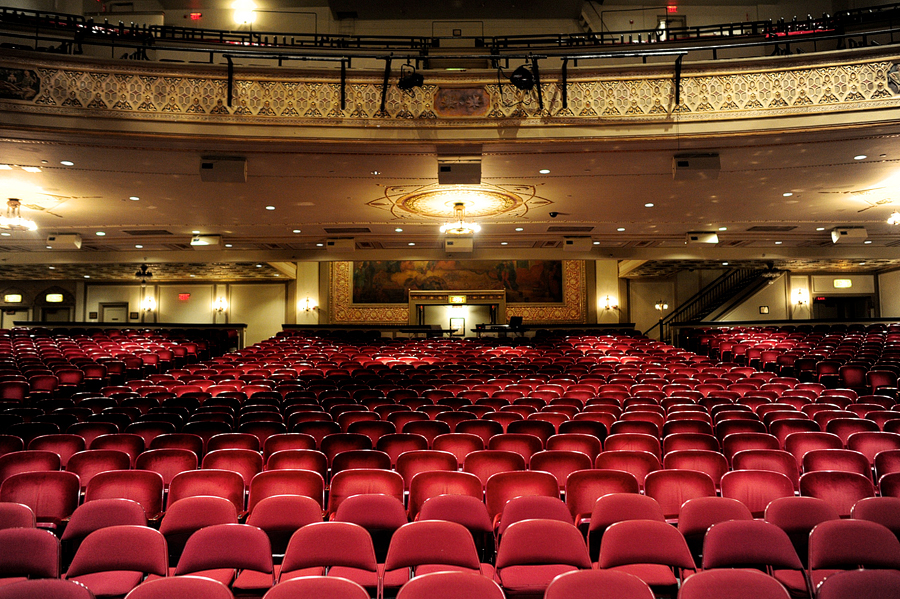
[352,260,564,304]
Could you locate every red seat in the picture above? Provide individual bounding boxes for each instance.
[83,469,165,520]
[65,525,168,598]
[799,470,875,517]
[720,469,794,517]
[495,519,591,599]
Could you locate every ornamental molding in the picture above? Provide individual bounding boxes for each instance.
[328,260,586,325]
[0,50,898,133]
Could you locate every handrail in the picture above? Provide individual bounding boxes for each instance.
[1,3,900,62]
[648,268,768,342]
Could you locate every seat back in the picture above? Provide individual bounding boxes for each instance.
[395,571,505,599]
[66,525,168,578]
[280,521,377,579]
[263,575,371,599]
[678,569,791,599]
[174,523,273,579]
[384,520,482,571]
[83,470,165,520]
[496,519,591,569]
[122,575,235,599]
[544,570,654,599]
[0,527,60,579]
[0,470,80,525]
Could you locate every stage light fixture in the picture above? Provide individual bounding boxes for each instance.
[398,65,424,91]
[509,65,535,90]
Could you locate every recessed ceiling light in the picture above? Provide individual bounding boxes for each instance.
[775,241,782,245]
[95,231,105,236]
[256,264,262,268]
[190,274,196,277]
[501,241,508,245]
[129,196,140,201]
[617,227,625,232]
[316,243,324,247]
[48,266,55,270]
[0,165,11,170]
[135,244,143,249]
[783,192,793,197]
[515,227,524,232]
[192,230,200,234]
[395,228,403,233]
[83,275,90,279]
[865,240,873,244]
[292,229,301,234]
[371,170,381,175]
[593,241,600,245]
[60,161,74,166]
[225,243,233,248]
[644,203,654,208]
[719,227,727,231]
[539,169,550,174]
[860,262,866,265]
[408,242,415,246]
[0,233,8,237]
[722,262,729,265]
[854,155,867,160]
[22,166,41,173]
[265,206,275,211]
[46,246,51,249]
[816,227,826,231]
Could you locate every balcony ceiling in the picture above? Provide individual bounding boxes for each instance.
[1,114,900,281]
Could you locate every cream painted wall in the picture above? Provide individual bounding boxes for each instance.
[228,283,287,346]
[718,275,789,321]
[157,284,215,324]
[629,280,675,339]
[879,270,900,318]
[295,262,320,325]
[595,260,621,324]
[85,285,147,323]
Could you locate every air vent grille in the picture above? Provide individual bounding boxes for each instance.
[324,227,371,234]
[123,230,173,236]
[547,226,595,232]
[746,226,797,232]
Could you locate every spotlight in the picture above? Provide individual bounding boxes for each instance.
[509,65,535,90]
[398,65,424,91]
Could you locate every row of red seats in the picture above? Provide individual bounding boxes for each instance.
[3,491,900,598]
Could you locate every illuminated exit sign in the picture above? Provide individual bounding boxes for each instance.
[178,293,191,301]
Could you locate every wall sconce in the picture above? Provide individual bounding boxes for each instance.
[603,295,619,311]
[141,296,156,312]
[654,300,669,312]
[214,297,228,313]
[303,297,318,312]
[795,288,808,306]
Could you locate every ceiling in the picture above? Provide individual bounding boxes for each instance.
[2,115,900,282]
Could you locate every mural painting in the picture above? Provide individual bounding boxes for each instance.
[352,260,564,304]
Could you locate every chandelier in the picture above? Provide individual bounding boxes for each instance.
[440,202,481,236]
[888,211,900,225]
[0,199,37,231]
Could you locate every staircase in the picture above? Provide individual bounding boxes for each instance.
[650,268,780,344]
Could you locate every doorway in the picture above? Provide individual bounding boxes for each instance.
[812,295,875,320]
[1,309,29,329]
[100,302,129,323]
[40,307,72,322]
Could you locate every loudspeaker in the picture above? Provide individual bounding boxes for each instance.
[444,237,473,253]
[438,159,481,185]
[685,231,719,245]
[673,153,720,180]
[200,157,247,182]
[325,239,355,252]
[563,238,593,252]
[831,227,868,244]
[46,234,82,249]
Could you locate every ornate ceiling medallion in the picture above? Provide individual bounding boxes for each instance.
[367,183,552,221]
